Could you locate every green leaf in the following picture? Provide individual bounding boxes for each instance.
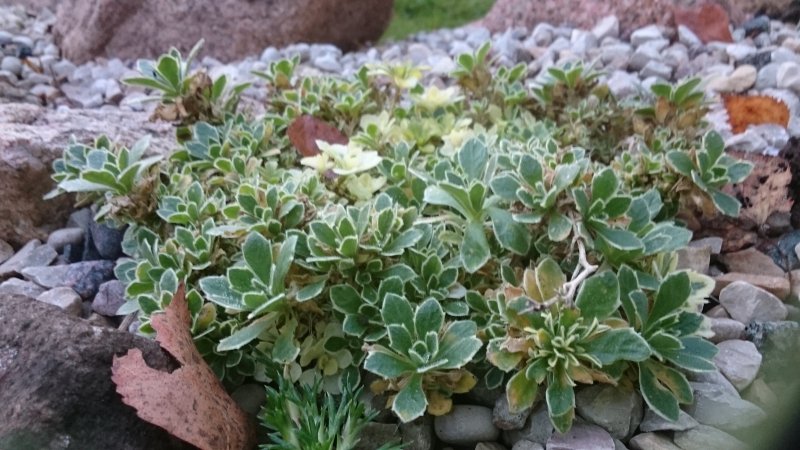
[703,131,725,164]
[546,371,575,433]
[272,322,300,363]
[673,78,701,104]
[296,279,326,302]
[662,336,718,372]
[156,55,181,89]
[486,338,523,372]
[506,370,539,413]
[424,184,478,220]
[650,361,693,404]
[711,190,741,216]
[591,168,618,201]
[382,293,415,332]
[575,271,620,321]
[199,276,244,310]
[243,232,272,285]
[639,361,680,421]
[535,258,566,301]
[461,221,491,273]
[437,321,481,369]
[595,226,643,251]
[553,163,581,191]
[387,324,414,353]
[666,151,695,176]
[488,207,531,255]
[414,298,444,336]
[330,284,362,314]
[649,272,690,328]
[548,212,572,242]
[58,179,112,193]
[392,374,427,423]
[585,328,651,365]
[217,318,270,351]
[458,138,489,180]
[490,174,521,200]
[364,348,414,378]
[271,236,297,294]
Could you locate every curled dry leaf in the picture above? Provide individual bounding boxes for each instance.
[287,115,348,157]
[725,150,794,227]
[723,94,790,134]
[112,284,257,450]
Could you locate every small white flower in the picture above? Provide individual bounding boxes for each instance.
[308,140,382,176]
[414,85,463,111]
[300,153,333,173]
[345,174,387,201]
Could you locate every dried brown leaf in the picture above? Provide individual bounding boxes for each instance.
[725,151,794,227]
[723,94,790,134]
[287,115,348,157]
[112,285,257,450]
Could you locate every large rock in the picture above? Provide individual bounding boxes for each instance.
[0,103,171,247]
[479,0,790,37]
[0,294,191,450]
[53,0,394,64]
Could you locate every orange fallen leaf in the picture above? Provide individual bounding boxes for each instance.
[725,151,794,227]
[673,3,733,44]
[723,94,790,134]
[287,115,348,157]
[112,285,257,450]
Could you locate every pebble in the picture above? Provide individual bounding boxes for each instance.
[354,423,400,450]
[677,25,703,48]
[0,277,46,299]
[503,404,554,446]
[714,273,791,300]
[639,408,698,433]
[546,423,615,450]
[91,279,127,316]
[575,384,643,440]
[493,394,531,430]
[434,405,499,446]
[743,16,770,37]
[36,286,82,316]
[511,441,543,450]
[676,246,710,274]
[0,240,57,279]
[718,280,789,323]
[399,415,435,450]
[672,425,747,450]
[0,239,12,264]
[630,25,663,47]
[709,317,746,343]
[756,62,781,89]
[719,247,785,278]
[726,44,756,61]
[628,433,682,450]
[1,55,21,75]
[688,237,723,254]
[46,227,85,252]
[592,16,619,41]
[713,340,762,391]
[20,260,115,299]
[88,221,126,260]
[777,62,800,93]
[687,381,767,431]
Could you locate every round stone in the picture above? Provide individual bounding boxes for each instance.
[434,405,499,446]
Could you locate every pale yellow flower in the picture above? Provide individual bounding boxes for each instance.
[345,173,387,201]
[413,85,463,111]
